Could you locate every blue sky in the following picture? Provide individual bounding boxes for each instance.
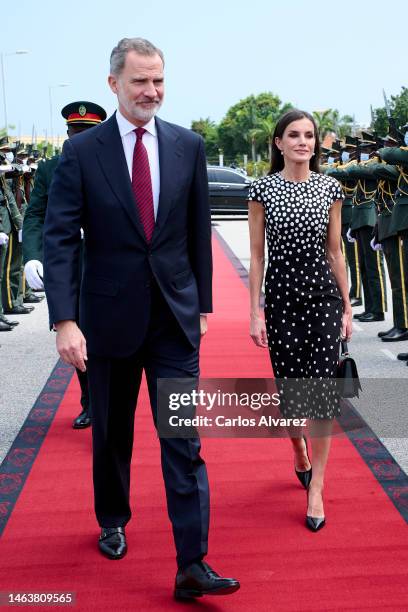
[1,0,405,140]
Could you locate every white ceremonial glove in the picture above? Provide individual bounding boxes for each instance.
[18,229,22,242]
[370,237,382,251]
[24,260,44,290]
[346,228,356,243]
[0,232,9,246]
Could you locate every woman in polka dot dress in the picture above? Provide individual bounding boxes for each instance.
[248,109,352,531]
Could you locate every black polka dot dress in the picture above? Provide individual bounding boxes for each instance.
[249,171,344,419]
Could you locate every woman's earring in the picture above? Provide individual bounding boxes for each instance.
[281,150,284,155]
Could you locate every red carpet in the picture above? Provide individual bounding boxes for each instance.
[0,234,407,610]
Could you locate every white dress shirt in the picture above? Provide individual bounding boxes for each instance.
[115,109,160,220]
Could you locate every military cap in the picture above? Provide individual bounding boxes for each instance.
[61,101,107,126]
[331,141,342,153]
[0,135,16,151]
[343,135,359,149]
[321,146,331,155]
[360,130,377,144]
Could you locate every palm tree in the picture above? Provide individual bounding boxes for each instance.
[312,110,335,140]
[253,117,275,162]
[246,128,259,162]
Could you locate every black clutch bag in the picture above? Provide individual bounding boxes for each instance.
[337,340,362,398]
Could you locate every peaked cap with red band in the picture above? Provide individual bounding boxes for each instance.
[61,101,107,126]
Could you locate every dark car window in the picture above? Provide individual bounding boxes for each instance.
[214,169,247,184]
[207,169,216,182]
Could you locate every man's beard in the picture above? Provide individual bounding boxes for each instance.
[128,100,162,124]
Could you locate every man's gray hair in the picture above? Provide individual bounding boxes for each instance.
[110,38,164,75]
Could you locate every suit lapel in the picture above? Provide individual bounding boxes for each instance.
[153,117,183,242]
[95,113,146,240]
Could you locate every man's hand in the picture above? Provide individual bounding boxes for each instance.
[200,314,208,336]
[55,320,87,372]
[24,260,44,290]
[0,232,9,246]
[250,312,268,348]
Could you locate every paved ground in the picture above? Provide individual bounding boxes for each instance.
[215,218,408,473]
[0,219,407,474]
[0,297,57,464]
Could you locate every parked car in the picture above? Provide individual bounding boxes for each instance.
[207,166,253,215]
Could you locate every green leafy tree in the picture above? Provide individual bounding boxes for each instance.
[191,117,219,159]
[252,105,292,161]
[218,93,291,159]
[371,87,408,135]
[336,114,354,139]
[312,109,353,140]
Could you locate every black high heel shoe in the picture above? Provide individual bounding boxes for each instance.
[295,435,312,489]
[306,485,326,532]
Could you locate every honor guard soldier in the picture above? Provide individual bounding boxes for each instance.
[371,133,408,341]
[6,144,43,310]
[0,137,31,320]
[379,120,408,359]
[328,136,362,306]
[23,101,107,427]
[348,132,387,322]
[0,143,23,330]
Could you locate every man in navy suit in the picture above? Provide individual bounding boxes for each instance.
[43,38,239,600]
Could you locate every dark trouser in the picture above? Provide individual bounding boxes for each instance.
[355,226,387,314]
[75,368,92,416]
[0,240,8,316]
[87,282,209,568]
[1,228,23,310]
[341,226,361,299]
[382,235,408,329]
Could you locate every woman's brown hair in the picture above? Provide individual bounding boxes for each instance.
[269,109,321,174]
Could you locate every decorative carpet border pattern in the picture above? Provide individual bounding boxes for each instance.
[0,361,74,536]
[213,227,408,523]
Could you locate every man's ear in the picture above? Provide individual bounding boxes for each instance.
[108,74,118,94]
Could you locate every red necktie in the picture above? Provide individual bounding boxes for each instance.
[131,127,155,242]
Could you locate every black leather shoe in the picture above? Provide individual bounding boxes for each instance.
[350,297,363,307]
[72,409,91,429]
[378,326,396,338]
[175,561,240,600]
[306,486,326,532]
[4,305,34,315]
[358,312,385,322]
[295,436,312,489]
[0,315,19,327]
[382,328,408,342]
[397,352,408,361]
[353,311,368,320]
[24,294,44,303]
[306,515,326,532]
[98,527,127,560]
[0,320,13,331]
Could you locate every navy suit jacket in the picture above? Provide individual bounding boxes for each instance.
[43,113,212,357]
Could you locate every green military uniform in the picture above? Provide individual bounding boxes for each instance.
[328,158,362,302]
[23,156,59,263]
[0,174,23,316]
[1,171,35,311]
[379,144,408,334]
[348,152,387,318]
[371,153,408,336]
